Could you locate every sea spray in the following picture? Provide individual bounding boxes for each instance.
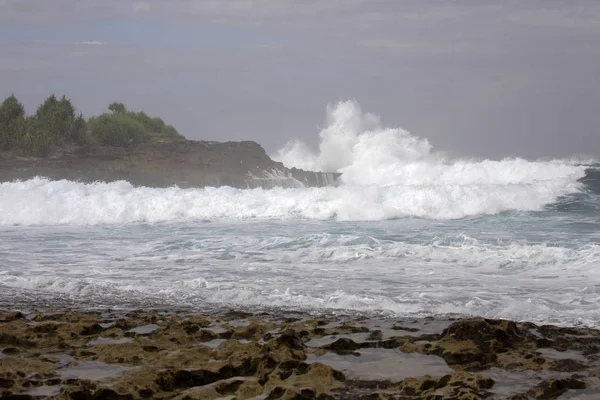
[273,100,586,186]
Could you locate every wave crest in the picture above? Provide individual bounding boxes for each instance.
[273,100,586,187]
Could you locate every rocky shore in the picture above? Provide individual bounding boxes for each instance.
[1,309,599,399]
[0,140,339,189]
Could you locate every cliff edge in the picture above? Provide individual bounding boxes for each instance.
[0,139,339,189]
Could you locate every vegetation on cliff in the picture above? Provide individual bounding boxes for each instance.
[0,94,184,157]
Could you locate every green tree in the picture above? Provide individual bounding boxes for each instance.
[108,102,127,114]
[34,94,76,146]
[20,116,54,157]
[88,113,147,147]
[71,113,89,146]
[128,111,183,139]
[0,94,26,151]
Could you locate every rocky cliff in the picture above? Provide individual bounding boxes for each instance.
[0,140,339,188]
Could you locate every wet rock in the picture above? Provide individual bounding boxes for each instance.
[507,377,586,399]
[392,325,419,332]
[398,372,494,399]
[323,338,362,355]
[184,315,211,327]
[80,324,104,336]
[157,358,260,391]
[197,329,218,342]
[0,378,15,388]
[549,358,587,372]
[1,309,599,399]
[427,318,534,369]
[232,320,277,341]
[441,318,525,351]
[33,323,59,334]
[0,312,25,323]
[366,330,383,341]
[276,330,306,351]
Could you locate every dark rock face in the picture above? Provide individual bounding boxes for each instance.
[0,140,340,189]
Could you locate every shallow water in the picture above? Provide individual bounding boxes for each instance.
[1,210,599,327]
[57,361,130,380]
[307,348,452,380]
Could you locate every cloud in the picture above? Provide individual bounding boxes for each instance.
[73,40,106,46]
[132,2,150,13]
[508,5,600,33]
[1,1,600,158]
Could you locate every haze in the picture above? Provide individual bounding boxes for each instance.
[1,0,599,160]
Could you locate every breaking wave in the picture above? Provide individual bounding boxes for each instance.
[0,174,587,225]
[0,100,594,226]
[273,100,589,187]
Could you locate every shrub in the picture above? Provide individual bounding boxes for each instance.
[20,116,54,157]
[88,113,148,147]
[35,94,76,146]
[0,95,26,151]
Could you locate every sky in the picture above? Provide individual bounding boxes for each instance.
[1,0,599,160]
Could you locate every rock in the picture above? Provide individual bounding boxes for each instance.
[323,338,362,355]
[276,330,306,351]
[0,309,598,399]
[441,318,524,351]
[550,358,587,372]
[80,324,104,336]
[0,378,15,388]
[0,140,339,189]
[429,318,535,369]
[197,329,218,342]
[508,377,586,399]
[232,321,277,341]
[366,330,383,341]
[0,312,25,323]
[399,372,494,399]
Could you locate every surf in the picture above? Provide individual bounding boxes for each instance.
[0,100,593,226]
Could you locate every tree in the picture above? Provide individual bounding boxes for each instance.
[108,102,127,114]
[88,113,147,147]
[0,94,26,151]
[35,94,76,146]
[71,113,89,146]
[20,116,53,157]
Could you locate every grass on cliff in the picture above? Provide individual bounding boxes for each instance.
[0,95,185,157]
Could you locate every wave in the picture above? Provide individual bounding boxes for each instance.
[0,174,587,225]
[1,234,599,325]
[0,100,594,225]
[272,100,590,187]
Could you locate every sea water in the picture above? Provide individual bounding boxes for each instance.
[1,101,599,327]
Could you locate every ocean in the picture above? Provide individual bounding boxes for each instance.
[1,101,599,327]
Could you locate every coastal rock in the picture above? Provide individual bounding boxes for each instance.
[425,318,536,369]
[0,140,339,189]
[323,338,362,355]
[1,310,598,399]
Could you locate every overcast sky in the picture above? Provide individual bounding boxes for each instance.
[1,0,599,159]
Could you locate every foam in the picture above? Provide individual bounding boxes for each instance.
[273,100,586,186]
[1,232,598,326]
[0,174,585,225]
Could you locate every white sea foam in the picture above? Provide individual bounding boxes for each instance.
[1,231,598,326]
[273,99,586,185]
[0,173,584,225]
